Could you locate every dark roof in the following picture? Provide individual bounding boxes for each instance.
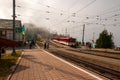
[0,37,18,47]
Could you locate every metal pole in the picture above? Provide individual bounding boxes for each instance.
[82,24,85,45]
[12,0,16,54]
[93,32,94,42]
[65,28,67,37]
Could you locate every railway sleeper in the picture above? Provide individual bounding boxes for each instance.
[48,50,120,79]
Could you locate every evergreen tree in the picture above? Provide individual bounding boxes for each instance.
[95,29,114,48]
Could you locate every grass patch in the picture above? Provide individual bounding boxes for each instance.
[0,50,22,80]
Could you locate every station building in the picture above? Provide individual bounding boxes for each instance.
[0,19,23,41]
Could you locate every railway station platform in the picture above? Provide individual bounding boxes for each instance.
[8,48,104,80]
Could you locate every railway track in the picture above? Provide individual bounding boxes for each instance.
[48,43,120,80]
[43,41,120,80]
[66,48,120,60]
[49,40,120,60]
[47,48,120,80]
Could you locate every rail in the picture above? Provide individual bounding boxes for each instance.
[66,48,120,60]
[49,50,120,79]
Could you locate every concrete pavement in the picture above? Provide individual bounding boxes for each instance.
[9,48,104,80]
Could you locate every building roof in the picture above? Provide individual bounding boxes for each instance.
[0,19,21,29]
[0,37,18,47]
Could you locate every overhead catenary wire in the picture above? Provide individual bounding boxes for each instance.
[67,0,82,10]
[77,5,120,27]
[76,0,96,13]
[17,0,69,13]
[16,0,120,33]
[16,0,97,27]
[74,3,120,25]
[51,0,97,27]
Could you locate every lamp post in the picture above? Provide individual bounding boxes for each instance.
[12,0,16,54]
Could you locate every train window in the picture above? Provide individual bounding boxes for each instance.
[70,39,76,42]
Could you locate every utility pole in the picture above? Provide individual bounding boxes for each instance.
[93,32,94,43]
[92,32,95,48]
[12,0,16,54]
[82,24,85,45]
[65,28,67,37]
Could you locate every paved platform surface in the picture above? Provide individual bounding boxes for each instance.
[10,49,103,80]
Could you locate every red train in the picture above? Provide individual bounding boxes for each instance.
[53,37,76,46]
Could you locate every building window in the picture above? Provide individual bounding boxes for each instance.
[0,30,6,37]
[2,31,6,36]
